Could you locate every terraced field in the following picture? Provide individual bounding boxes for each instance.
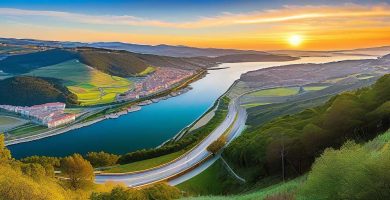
[25,59,132,106]
[248,87,299,97]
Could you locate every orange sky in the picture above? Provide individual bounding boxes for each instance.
[1,3,390,50]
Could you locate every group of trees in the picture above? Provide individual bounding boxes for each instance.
[85,151,119,168]
[207,136,227,155]
[225,74,390,182]
[1,134,184,199]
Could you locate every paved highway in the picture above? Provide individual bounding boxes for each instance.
[95,98,247,187]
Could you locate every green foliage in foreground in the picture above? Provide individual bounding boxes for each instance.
[182,176,304,200]
[0,134,184,200]
[184,130,390,200]
[91,183,181,200]
[61,154,95,190]
[225,74,390,182]
[0,134,11,163]
[118,96,230,165]
[297,131,390,200]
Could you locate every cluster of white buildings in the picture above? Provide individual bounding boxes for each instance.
[0,102,76,128]
[123,67,195,100]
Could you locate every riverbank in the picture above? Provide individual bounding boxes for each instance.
[5,70,206,146]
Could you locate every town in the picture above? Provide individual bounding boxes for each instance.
[0,102,75,128]
[120,67,196,100]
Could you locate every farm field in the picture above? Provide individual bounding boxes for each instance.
[24,59,133,106]
[247,87,299,97]
[242,102,270,108]
[7,123,47,138]
[0,116,24,125]
[0,116,27,132]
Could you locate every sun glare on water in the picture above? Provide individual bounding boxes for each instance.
[288,35,303,47]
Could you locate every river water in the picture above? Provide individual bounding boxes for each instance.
[8,55,373,158]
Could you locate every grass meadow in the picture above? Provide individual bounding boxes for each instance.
[25,59,132,106]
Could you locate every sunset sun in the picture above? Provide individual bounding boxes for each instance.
[288,35,303,47]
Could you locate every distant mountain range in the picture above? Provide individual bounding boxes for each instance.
[0,38,270,57]
[271,46,390,57]
[2,37,389,58]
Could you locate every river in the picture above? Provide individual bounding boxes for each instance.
[8,55,374,158]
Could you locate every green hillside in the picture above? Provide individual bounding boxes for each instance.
[225,74,390,183]
[183,129,390,200]
[0,49,76,73]
[76,48,151,77]
[0,76,77,106]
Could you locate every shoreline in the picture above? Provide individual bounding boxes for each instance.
[4,71,206,146]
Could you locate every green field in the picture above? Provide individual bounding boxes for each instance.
[242,103,270,108]
[303,86,328,91]
[24,59,132,106]
[8,123,46,137]
[104,150,185,173]
[0,116,23,126]
[178,160,229,195]
[136,66,156,76]
[248,87,299,97]
[182,176,305,200]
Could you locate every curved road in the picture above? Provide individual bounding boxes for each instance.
[95,98,247,187]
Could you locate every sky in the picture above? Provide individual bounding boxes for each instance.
[0,0,390,50]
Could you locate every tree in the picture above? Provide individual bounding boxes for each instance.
[207,137,226,155]
[0,165,66,200]
[85,151,119,168]
[90,186,147,200]
[0,134,11,163]
[61,154,94,189]
[143,183,181,200]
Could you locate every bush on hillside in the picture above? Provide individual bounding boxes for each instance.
[85,151,119,168]
[298,140,390,199]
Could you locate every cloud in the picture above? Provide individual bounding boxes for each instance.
[1,3,390,29]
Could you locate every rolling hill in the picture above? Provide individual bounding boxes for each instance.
[0,49,76,74]
[0,76,77,106]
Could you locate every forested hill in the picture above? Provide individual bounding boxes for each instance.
[0,76,77,106]
[0,49,76,74]
[225,74,390,183]
[0,47,215,77]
